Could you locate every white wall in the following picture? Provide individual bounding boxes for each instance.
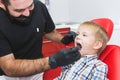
[69,0,120,25]
[50,0,70,23]
[108,25,120,46]
[49,0,120,25]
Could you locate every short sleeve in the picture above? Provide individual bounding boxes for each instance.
[0,32,12,57]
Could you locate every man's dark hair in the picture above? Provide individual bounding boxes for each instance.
[1,0,10,6]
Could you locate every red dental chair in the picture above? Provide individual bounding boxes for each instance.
[43,18,120,80]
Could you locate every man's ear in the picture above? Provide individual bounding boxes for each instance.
[93,40,103,49]
[0,1,5,10]
[0,0,2,5]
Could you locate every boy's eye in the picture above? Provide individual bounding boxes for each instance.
[83,34,87,36]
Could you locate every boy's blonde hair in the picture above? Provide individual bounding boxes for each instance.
[80,21,108,54]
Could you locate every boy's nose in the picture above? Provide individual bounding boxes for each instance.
[76,36,80,40]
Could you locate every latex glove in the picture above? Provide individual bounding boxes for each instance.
[61,31,76,45]
[49,47,81,68]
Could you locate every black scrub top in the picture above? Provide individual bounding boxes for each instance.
[0,0,55,75]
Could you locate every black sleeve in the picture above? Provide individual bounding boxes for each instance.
[40,1,55,33]
[0,32,12,57]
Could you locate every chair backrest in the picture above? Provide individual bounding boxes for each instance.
[91,18,120,80]
[99,45,120,80]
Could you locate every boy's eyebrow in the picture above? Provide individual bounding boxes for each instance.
[14,2,34,12]
[76,32,79,35]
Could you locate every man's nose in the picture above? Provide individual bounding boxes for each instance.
[22,9,30,16]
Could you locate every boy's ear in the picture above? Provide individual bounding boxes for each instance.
[93,40,103,49]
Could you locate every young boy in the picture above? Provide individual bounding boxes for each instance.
[55,21,108,80]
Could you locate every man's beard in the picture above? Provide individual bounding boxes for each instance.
[5,6,34,26]
[9,10,34,26]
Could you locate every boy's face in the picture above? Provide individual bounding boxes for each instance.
[75,25,98,56]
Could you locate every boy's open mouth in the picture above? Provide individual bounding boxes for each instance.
[76,43,82,50]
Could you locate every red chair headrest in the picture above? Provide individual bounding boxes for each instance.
[91,18,114,40]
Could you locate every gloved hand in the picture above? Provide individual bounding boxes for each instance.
[61,31,77,45]
[49,47,81,68]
